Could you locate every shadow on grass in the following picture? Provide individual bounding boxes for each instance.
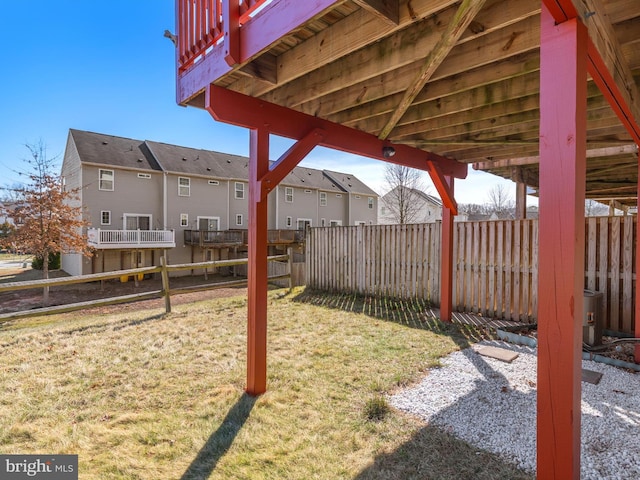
[294,289,534,479]
[292,288,490,346]
[180,392,257,480]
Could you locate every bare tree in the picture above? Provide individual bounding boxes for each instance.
[7,141,91,304]
[381,164,428,224]
[486,184,515,219]
[585,199,609,217]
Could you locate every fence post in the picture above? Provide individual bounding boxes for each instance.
[287,247,293,291]
[160,256,171,313]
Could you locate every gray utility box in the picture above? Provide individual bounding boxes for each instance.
[583,290,604,346]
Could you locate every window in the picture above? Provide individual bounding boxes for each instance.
[235,182,245,199]
[330,220,342,227]
[321,218,326,227]
[138,173,151,179]
[236,214,243,226]
[208,180,220,186]
[368,197,374,209]
[320,192,327,206]
[99,169,114,191]
[381,206,386,215]
[197,217,219,231]
[178,177,190,196]
[285,187,294,203]
[297,219,312,229]
[180,213,188,227]
[101,211,111,225]
[124,214,151,230]
[286,216,292,227]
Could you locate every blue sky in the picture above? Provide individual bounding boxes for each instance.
[1,0,519,204]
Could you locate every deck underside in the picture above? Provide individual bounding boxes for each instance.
[179,0,640,206]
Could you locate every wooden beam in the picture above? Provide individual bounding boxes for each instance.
[543,0,640,143]
[260,128,327,200]
[246,126,270,396]
[636,152,640,362]
[206,85,468,179]
[377,0,487,139]
[352,0,399,25]
[473,144,638,169]
[228,0,460,98]
[440,176,455,322]
[223,0,240,66]
[177,0,341,104]
[426,160,458,214]
[537,5,587,478]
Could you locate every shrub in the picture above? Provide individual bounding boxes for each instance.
[364,395,390,421]
[32,252,61,271]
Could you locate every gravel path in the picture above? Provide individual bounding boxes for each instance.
[390,340,640,479]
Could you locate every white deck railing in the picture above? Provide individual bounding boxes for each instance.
[88,229,176,249]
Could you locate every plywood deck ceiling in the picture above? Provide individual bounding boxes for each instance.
[188,0,640,205]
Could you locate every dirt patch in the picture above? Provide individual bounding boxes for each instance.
[0,267,248,315]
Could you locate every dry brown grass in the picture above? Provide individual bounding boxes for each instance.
[0,287,533,479]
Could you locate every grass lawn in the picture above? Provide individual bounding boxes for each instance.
[0,287,533,479]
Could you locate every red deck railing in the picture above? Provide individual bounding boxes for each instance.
[177,0,271,72]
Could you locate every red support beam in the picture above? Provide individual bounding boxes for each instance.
[537,5,587,479]
[426,160,457,214]
[206,85,467,179]
[440,175,454,322]
[246,126,270,396]
[636,152,640,363]
[260,128,326,201]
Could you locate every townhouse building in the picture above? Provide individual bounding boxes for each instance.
[60,129,378,276]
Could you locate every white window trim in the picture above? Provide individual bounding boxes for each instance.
[138,173,151,179]
[99,169,114,191]
[320,192,327,207]
[123,213,152,230]
[285,216,292,227]
[235,182,245,199]
[178,177,190,197]
[321,218,326,227]
[236,214,243,226]
[297,218,312,229]
[196,216,221,231]
[100,210,111,226]
[285,187,294,203]
[368,197,374,209]
[208,180,220,186]
[180,213,189,227]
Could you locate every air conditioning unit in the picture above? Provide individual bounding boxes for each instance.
[583,290,604,346]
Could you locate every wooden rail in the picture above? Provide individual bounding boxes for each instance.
[0,254,290,321]
[306,219,638,335]
[177,0,271,72]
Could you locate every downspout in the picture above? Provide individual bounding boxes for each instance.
[348,192,352,225]
[227,181,230,230]
[275,186,279,229]
[163,171,168,230]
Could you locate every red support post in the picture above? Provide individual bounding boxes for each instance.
[223,0,240,66]
[537,5,587,479]
[246,126,269,395]
[636,152,640,363]
[440,175,454,322]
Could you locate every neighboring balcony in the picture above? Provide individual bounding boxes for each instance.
[183,229,305,247]
[88,228,176,249]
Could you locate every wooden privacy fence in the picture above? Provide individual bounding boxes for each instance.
[0,254,292,321]
[306,217,638,334]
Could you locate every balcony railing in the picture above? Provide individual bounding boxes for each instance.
[184,229,244,246]
[177,0,272,72]
[88,229,176,249]
[184,229,305,246]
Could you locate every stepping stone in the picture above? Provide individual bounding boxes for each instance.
[582,368,603,385]
[477,346,519,363]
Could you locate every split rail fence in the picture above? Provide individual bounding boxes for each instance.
[0,254,292,321]
[306,217,637,335]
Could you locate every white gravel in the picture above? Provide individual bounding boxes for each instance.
[390,340,640,479]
